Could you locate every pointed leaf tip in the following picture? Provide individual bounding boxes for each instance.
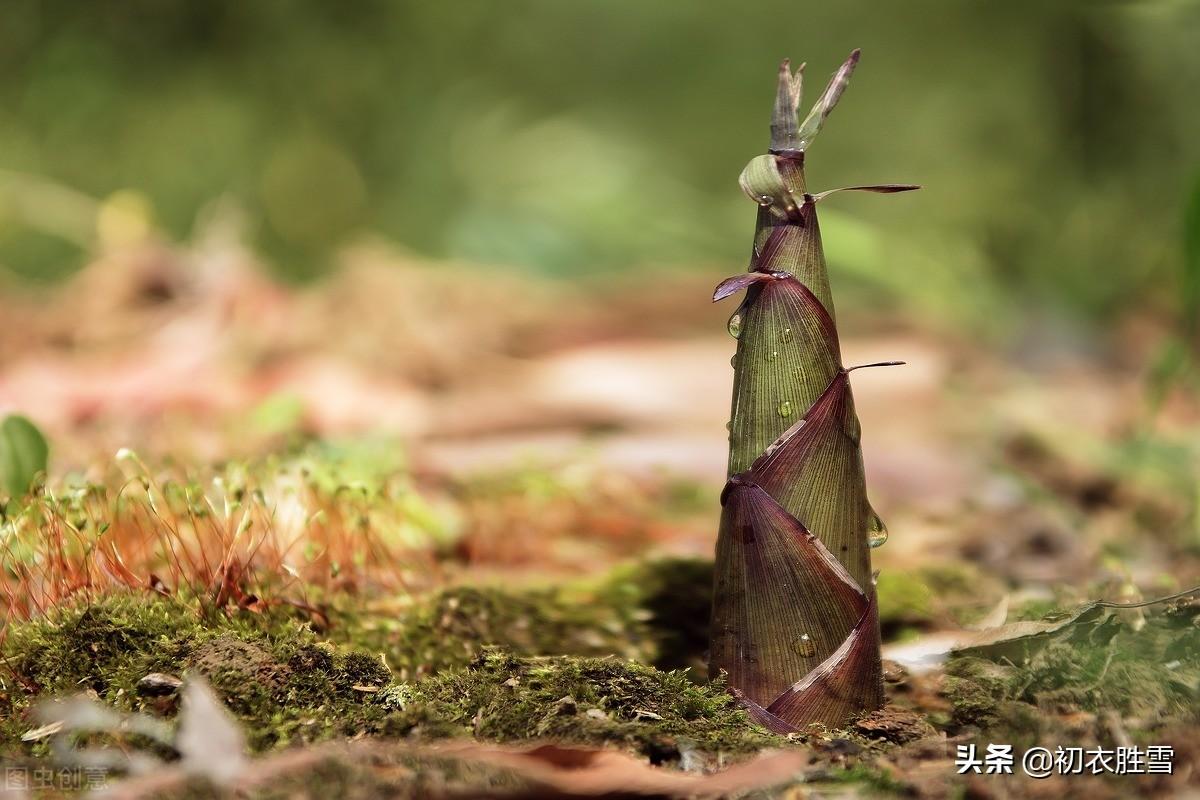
[770,59,805,152]
[713,272,776,302]
[764,596,884,728]
[846,360,906,372]
[811,184,921,202]
[796,50,861,150]
[731,688,799,734]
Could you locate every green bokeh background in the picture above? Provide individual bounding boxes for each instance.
[2,0,1199,333]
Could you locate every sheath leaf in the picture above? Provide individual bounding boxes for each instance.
[710,481,868,708]
[810,184,921,202]
[753,217,832,316]
[765,596,884,728]
[713,271,776,303]
[748,369,888,590]
[717,275,841,476]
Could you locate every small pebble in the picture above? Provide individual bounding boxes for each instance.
[136,672,183,697]
[881,659,909,684]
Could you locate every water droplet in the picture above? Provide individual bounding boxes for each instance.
[757,194,774,207]
[780,327,793,343]
[727,313,743,339]
[794,634,816,657]
[777,400,793,417]
[867,511,889,549]
[768,350,778,361]
[724,420,732,432]
[729,354,737,368]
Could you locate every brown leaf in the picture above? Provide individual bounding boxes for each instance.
[428,742,809,798]
[810,184,920,202]
[766,595,884,728]
[712,271,777,302]
[100,739,810,800]
[711,480,868,708]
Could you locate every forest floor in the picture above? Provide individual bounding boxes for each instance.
[1,239,1198,798]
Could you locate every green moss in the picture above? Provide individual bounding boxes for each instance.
[0,565,781,765]
[875,570,935,635]
[823,763,910,796]
[875,562,1012,635]
[356,556,715,681]
[0,596,396,753]
[942,657,1015,729]
[592,556,714,673]
[944,601,1200,738]
[366,584,645,681]
[385,650,782,761]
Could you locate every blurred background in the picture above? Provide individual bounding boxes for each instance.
[2,1,1200,593]
[2,1,1199,323]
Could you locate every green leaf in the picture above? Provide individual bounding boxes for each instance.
[796,49,860,151]
[738,155,805,219]
[768,59,804,152]
[0,414,50,500]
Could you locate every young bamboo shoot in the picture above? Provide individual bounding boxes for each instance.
[709,51,917,731]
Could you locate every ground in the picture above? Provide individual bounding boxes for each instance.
[1,241,1199,797]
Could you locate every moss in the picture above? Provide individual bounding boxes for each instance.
[876,562,1012,636]
[0,596,396,754]
[0,573,781,765]
[942,657,1014,729]
[822,762,911,796]
[369,584,645,682]
[4,599,209,699]
[359,556,715,682]
[875,570,935,637]
[944,600,1200,738]
[384,650,782,761]
[595,556,713,673]
[189,636,288,716]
